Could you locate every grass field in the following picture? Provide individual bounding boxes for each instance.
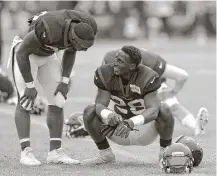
[0,38,216,176]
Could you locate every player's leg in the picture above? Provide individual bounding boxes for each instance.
[81,104,159,165]
[81,104,115,165]
[158,81,208,136]
[12,38,41,166]
[37,54,79,164]
[155,103,174,161]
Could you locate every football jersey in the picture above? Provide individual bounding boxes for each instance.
[103,48,167,77]
[94,64,161,119]
[28,10,95,56]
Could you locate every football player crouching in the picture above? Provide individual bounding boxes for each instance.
[79,45,175,166]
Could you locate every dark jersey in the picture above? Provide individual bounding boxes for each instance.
[28,10,95,56]
[94,64,161,119]
[103,48,167,77]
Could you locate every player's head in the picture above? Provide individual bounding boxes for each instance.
[113,45,141,75]
[175,135,203,167]
[69,22,95,51]
[79,15,98,35]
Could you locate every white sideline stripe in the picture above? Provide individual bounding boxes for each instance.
[0,108,140,162]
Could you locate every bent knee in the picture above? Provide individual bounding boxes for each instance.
[159,103,174,122]
[83,104,96,122]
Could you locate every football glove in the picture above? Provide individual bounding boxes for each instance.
[20,87,37,110]
[106,113,122,126]
[54,82,69,99]
[101,124,118,138]
[114,120,137,138]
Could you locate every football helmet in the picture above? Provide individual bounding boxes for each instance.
[64,112,89,138]
[30,96,47,115]
[161,143,194,173]
[175,135,203,166]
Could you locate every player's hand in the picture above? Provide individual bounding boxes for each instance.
[101,125,118,138]
[106,113,122,126]
[114,119,135,138]
[54,82,69,99]
[20,87,37,109]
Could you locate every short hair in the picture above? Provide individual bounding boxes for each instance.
[74,23,95,40]
[121,45,142,66]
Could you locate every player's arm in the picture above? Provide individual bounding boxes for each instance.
[93,68,111,117]
[95,88,111,117]
[162,64,188,94]
[93,68,121,126]
[128,75,161,127]
[61,47,77,84]
[16,30,41,83]
[140,90,160,123]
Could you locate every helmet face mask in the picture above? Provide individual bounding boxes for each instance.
[162,143,194,173]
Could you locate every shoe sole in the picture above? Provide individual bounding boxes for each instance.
[197,107,209,134]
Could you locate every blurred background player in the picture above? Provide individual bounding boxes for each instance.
[102,48,208,136]
[9,9,97,166]
[80,45,174,166]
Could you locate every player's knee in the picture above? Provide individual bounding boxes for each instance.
[54,92,66,108]
[83,104,96,124]
[160,103,174,125]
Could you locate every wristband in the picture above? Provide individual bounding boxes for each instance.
[62,77,70,84]
[130,115,145,126]
[100,109,113,119]
[26,81,35,88]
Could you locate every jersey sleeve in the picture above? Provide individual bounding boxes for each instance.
[94,68,108,91]
[143,74,161,95]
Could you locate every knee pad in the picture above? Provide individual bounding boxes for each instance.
[54,92,66,108]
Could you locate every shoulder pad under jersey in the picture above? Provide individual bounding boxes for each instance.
[94,64,114,91]
[136,65,161,95]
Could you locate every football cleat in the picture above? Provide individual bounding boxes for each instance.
[20,147,41,166]
[47,148,79,165]
[195,107,208,136]
[80,148,116,166]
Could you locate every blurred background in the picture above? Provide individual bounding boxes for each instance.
[0,1,216,65]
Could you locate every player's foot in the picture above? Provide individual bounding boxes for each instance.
[80,148,116,166]
[194,107,209,136]
[47,148,79,165]
[20,147,41,166]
